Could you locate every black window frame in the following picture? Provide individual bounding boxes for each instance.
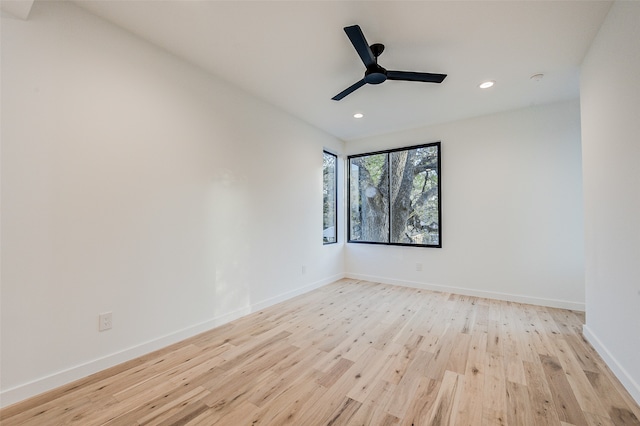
[347,142,442,248]
[323,150,338,245]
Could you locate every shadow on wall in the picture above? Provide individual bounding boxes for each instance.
[210,168,253,316]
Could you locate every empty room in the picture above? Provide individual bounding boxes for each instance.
[1,0,639,424]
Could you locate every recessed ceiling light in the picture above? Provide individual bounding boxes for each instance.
[479,81,495,89]
[353,113,364,119]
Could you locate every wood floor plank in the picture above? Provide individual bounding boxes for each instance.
[101,383,209,425]
[445,332,471,375]
[346,344,400,404]
[554,338,610,419]
[242,368,324,425]
[486,319,504,357]
[2,278,639,426]
[506,380,535,426]
[295,346,381,425]
[400,376,439,426]
[584,411,617,426]
[527,308,560,358]
[423,369,461,425]
[325,396,362,425]
[134,385,210,425]
[384,367,422,419]
[454,331,486,426]
[211,400,260,426]
[351,401,401,426]
[522,359,563,426]
[585,370,640,425]
[380,335,424,385]
[318,357,356,389]
[482,352,508,426]
[540,354,589,426]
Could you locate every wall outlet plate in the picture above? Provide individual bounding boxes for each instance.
[99,312,112,331]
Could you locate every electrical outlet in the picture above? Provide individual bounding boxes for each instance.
[416,263,423,272]
[99,312,112,332]
[302,265,307,275]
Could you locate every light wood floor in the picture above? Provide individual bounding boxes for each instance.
[2,279,640,425]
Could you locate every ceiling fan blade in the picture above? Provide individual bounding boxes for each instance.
[332,79,367,101]
[387,71,447,83]
[344,25,376,68]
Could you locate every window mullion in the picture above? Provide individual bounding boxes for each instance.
[387,152,392,244]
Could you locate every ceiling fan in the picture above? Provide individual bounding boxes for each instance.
[332,25,447,101]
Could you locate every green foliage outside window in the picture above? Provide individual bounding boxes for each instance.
[323,151,337,244]
[349,143,441,247]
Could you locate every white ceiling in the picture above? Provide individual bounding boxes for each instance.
[73,0,612,141]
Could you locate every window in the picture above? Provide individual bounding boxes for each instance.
[348,142,441,247]
[323,151,337,244]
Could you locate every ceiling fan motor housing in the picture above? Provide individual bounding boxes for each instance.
[365,66,387,84]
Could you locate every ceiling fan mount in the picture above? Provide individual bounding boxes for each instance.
[370,43,385,58]
[332,25,447,101]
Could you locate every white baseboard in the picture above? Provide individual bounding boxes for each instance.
[345,273,586,311]
[0,274,343,409]
[0,306,250,408]
[251,273,345,311]
[583,325,640,405]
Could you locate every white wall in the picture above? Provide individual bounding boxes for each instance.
[0,1,344,406]
[345,100,585,310]
[580,1,640,404]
